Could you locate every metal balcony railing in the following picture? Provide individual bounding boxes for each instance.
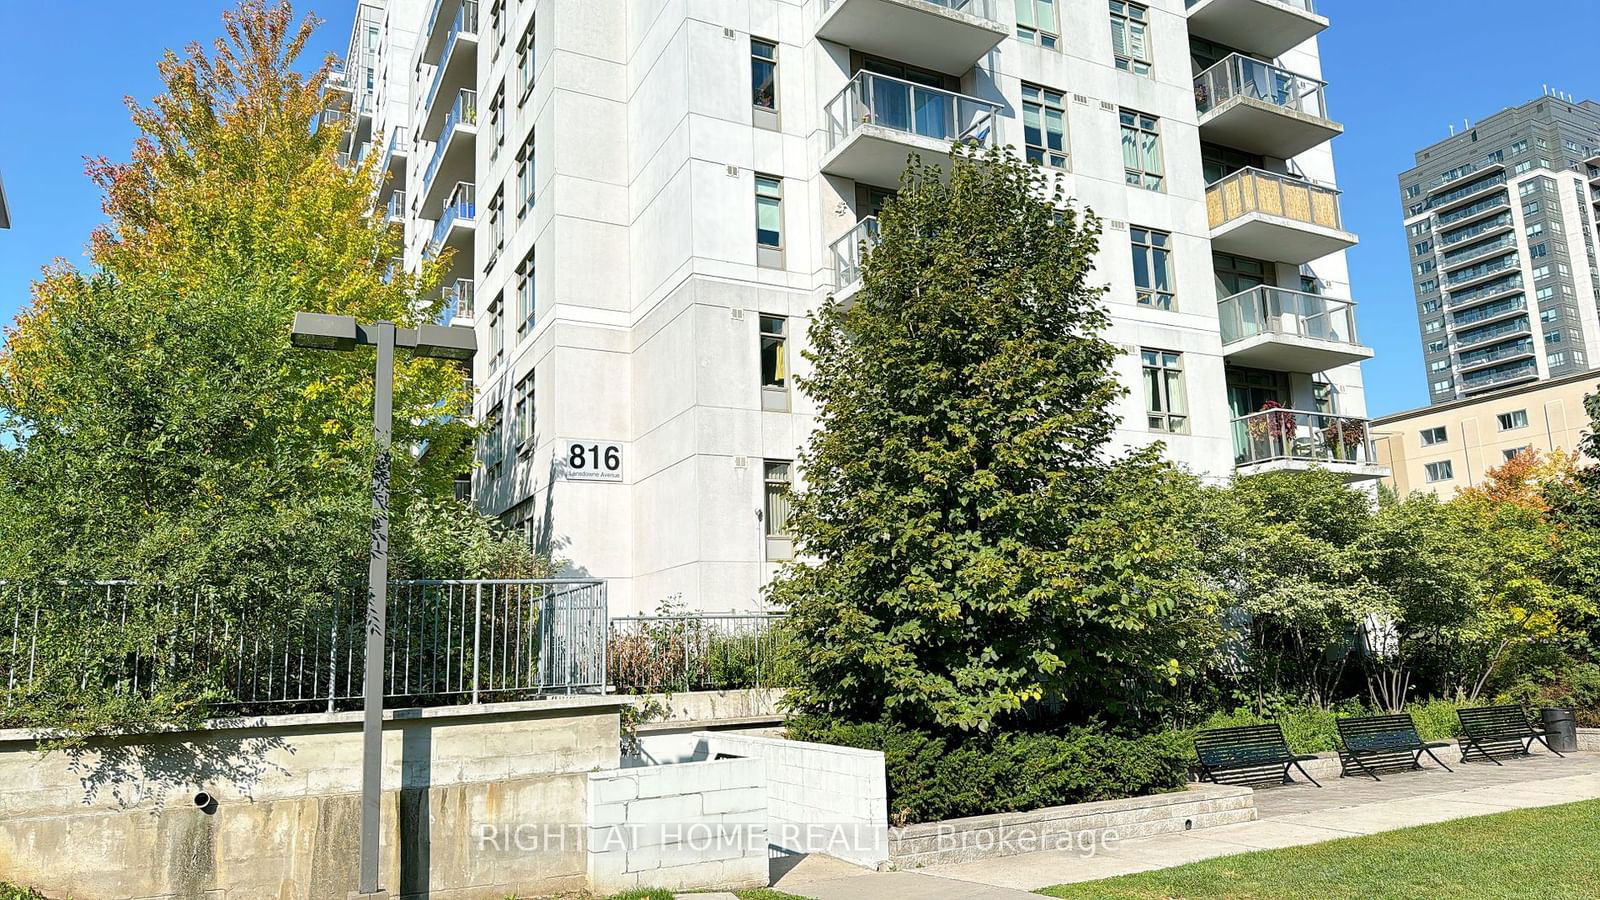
[1206,167,1343,231]
[429,182,476,253]
[1217,286,1358,346]
[1232,408,1376,469]
[821,0,999,17]
[830,216,880,290]
[386,191,406,222]
[424,0,479,114]
[1194,54,1329,120]
[824,70,1001,153]
[423,89,477,195]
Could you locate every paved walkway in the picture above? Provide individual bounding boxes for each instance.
[770,750,1600,899]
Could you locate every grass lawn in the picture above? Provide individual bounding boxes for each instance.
[1040,798,1600,899]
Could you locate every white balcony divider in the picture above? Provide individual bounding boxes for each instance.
[825,70,1001,153]
[830,216,880,289]
[1217,286,1357,346]
[1195,54,1328,120]
[1232,408,1375,469]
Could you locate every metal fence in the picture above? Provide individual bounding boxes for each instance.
[1,579,607,716]
[608,612,792,694]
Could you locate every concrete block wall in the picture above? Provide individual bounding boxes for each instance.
[698,730,889,868]
[586,757,770,894]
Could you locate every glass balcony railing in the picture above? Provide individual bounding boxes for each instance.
[442,278,475,321]
[1232,408,1376,470]
[825,70,1001,154]
[1426,171,1506,211]
[821,0,998,17]
[1447,271,1522,307]
[424,0,479,114]
[386,191,406,222]
[1194,54,1329,120]
[1217,286,1358,346]
[1450,294,1525,326]
[1441,232,1518,268]
[423,89,477,195]
[1206,167,1343,231]
[1445,251,1520,286]
[1458,338,1535,371]
[381,126,408,165]
[831,217,880,290]
[1435,191,1508,227]
[1439,210,1513,246]
[428,182,476,253]
[1187,0,1315,9]
[1462,360,1538,392]
[1454,315,1530,349]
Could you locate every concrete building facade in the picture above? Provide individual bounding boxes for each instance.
[1399,96,1600,405]
[335,0,1377,614]
[1373,367,1599,499]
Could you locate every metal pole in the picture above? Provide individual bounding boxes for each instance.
[358,321,395,896]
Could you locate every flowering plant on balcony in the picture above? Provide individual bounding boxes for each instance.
[1320,416,1368,460]
[1246,400,1299,442]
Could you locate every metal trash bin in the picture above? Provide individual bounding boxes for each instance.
[1541,707,1578,753]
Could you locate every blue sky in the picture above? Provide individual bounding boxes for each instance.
[0,1,1595,416]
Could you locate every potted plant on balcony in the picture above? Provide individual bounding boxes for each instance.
[1246,400,1298,442]
[1320,416,1368,462]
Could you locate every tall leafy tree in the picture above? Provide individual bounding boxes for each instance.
[769,147,1221,733]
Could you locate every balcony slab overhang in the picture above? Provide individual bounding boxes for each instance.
[1236,459,1389,482]
[421,126,477,211]
[1197,99,1342,159]
[815,0,1007,75]
[1223,334,1373,372]
[1209,216,1357,266]
[820,126,956,185]
[1184,0,1328,59]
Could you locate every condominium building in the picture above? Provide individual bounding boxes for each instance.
[1399,96,1600,405]
[1,169,10,229]
[1373,367,1599,498]
[334,0,1377,614]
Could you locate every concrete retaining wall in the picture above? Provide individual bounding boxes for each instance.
[888,784,1257,869]
[0,697,626,899]
[697,731,889,869]
[586,757,770,893]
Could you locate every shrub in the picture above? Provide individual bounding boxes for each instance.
[786,718,1190,826]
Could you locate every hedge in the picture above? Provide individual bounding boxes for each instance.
[785,718,1191,826]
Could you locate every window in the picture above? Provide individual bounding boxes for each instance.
[1120,109,1164,191]
[490,0,505,57]
[1524,200,1541,216]
[1432,378,1454,393]
[513,370,535,450]
[1418,278,1438,293]
[1015,0,1059,48]
[1142,349,1187,433]
[1422,298,1442,314]
[488,188,505,257]
[1526,222,1545,238]
[751,38,777,111]
[1537,286,1555,302]
[1546,330,1563,344]
[489,85,505,156]
[1420,426,1448,447]
[1404,184,1422,199]
[763,460,793,540]
[1022,83,1068,168]
[760,315,788,410]
[1530,243,1548,259]
[1416,259,1436,274]
[1409,221,1432,237]
[1548,351,1569,367]
[1541,307,1560,323]
[1497,410,1529,431]
[1429,358,1450,372]
[488,295,504,373]
[1425,461,1455,483]
[1511,139,1529,155]
[1513,161,1532,175]
[516,250,535,334]
[517,20,535,100]
[1130,227,1174,310]
[1504,446,1530,462]
[1427,339,1447,354]
[516,131,536,215]
[1109,1,1151,75]
[1533,264,1552,280]
[482,403,504,483]
[1425,319,1443,334]
[1414,240,1433,256]
[366,26,378,51]
[755,174,783,264]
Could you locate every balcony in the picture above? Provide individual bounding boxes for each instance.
[822,70,1001,185]
[1194,55,1341,158]
[1446,272,1522,309]
[1439,210,1513,247]
[1184,0,1327,60]
[830,216,880,300]
[421,1,479,138]
[1461,360,1538,395]
[1454,315,1531,350]
[385,191,406,224]
[1426,169,1507,214]
[420,0,472,60]
[441,278,475,325]
[1457,338,1536,374]
[427,182,476,261]
[815,0,1006,75]
[421,90,477,211]
[1450,294,1526,328]
[1232,408,1385,480]
[1217,287,1371,372]
[327,61,353,94]
[379,126,408,178]
[1205,168,1356,264]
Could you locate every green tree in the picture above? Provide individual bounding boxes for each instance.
[0,2,535,732]
[768,147,1222,734]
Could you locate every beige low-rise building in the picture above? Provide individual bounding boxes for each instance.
[1374,369,1599,497]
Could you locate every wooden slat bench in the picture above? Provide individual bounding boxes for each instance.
[1335,713,1453,781]
[1457,705,1564,765]
[1195,723,1321,788]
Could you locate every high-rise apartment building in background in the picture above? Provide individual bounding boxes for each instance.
[0,169,11,229]
[1400,96,1600,405]
[330,0,1379,614]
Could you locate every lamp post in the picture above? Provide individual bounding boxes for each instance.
[289,313,475,897]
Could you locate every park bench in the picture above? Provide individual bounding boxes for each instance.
[1457,705,1564,765]
[1195,723,1322,788]
[1335,713,1453,781]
